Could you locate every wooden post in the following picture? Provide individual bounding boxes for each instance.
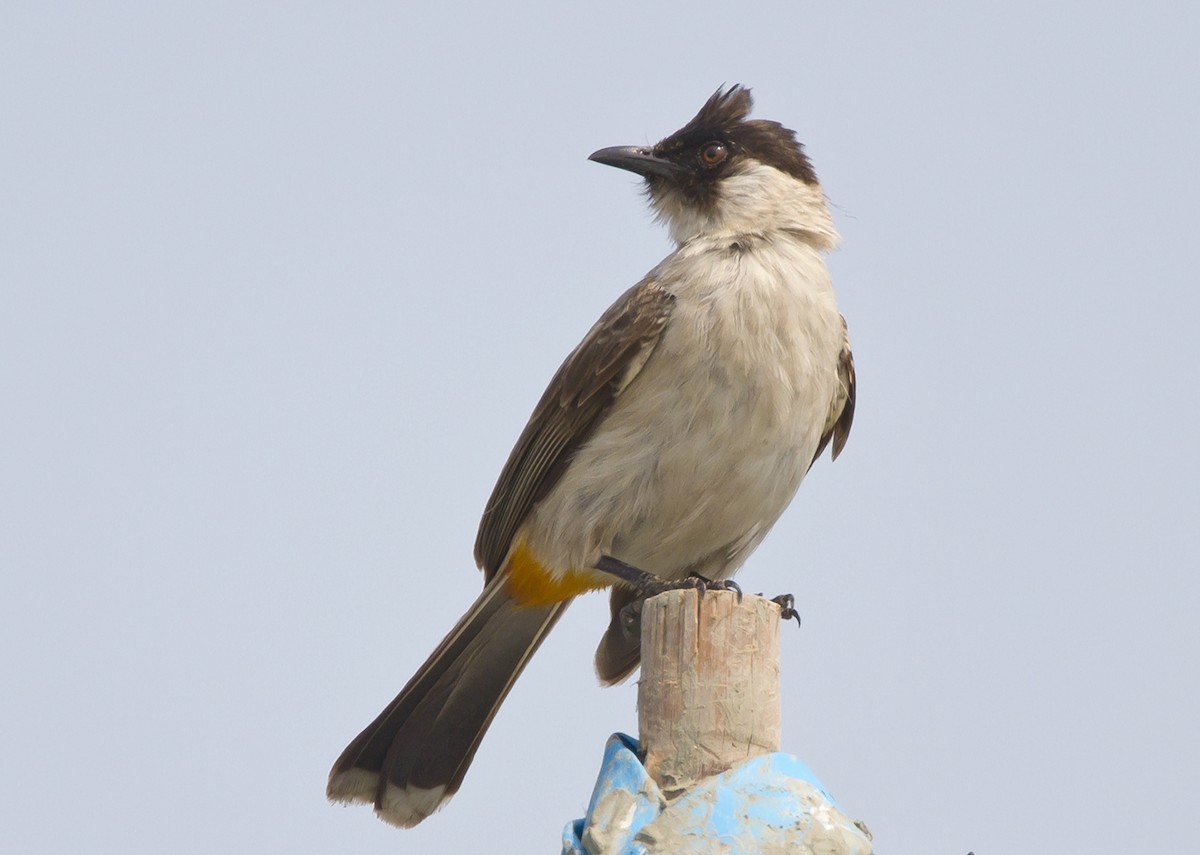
[637,589,783,798]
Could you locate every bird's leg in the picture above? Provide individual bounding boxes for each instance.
[769,593,802,627]
[593,555,687,596]
[596,555,751,647]
[594,555,742,601]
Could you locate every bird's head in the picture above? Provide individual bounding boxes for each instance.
[589,85,838,248]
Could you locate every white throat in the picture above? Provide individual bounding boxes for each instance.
[648,160,840,250]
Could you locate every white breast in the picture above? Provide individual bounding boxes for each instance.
[521,232,845,582]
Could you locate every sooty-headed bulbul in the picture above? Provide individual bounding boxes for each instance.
[327,84,855,828]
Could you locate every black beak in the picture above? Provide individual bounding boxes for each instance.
[588,146,682,179]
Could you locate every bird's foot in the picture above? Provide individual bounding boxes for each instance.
[769,593,802,627]
[594,555,742,602]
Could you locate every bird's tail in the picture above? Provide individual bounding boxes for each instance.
[327,575,569,827]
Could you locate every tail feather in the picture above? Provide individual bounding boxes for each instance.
[327,577,569,827]
[594,584,642,685]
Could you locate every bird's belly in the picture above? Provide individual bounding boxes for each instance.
[517,239,845,586]
[520,334,833,582]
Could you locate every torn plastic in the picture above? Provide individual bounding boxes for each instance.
[562,733,873,855]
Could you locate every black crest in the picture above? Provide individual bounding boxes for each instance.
[653,85,818,189]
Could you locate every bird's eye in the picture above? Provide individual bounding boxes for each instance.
[699,141,727,167]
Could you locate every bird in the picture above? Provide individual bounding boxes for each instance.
[326,84,855,828]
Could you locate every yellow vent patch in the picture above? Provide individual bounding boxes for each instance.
[504,542,609,605]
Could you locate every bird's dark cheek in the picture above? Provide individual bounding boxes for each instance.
[679,179,718,210]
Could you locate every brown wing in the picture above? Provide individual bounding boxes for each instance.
[810,314,856,468]
[473,279,676,578]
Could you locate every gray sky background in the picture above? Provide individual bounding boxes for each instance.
[4,3,1198,853]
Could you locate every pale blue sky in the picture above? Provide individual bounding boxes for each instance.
[3,3,1198,853]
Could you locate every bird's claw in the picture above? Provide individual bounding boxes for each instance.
[770,593,801,626]
[627,573,742,604]
[694,576,742,603]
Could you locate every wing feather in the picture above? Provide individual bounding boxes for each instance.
[474,279,675,578]
[810,314,856,468]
